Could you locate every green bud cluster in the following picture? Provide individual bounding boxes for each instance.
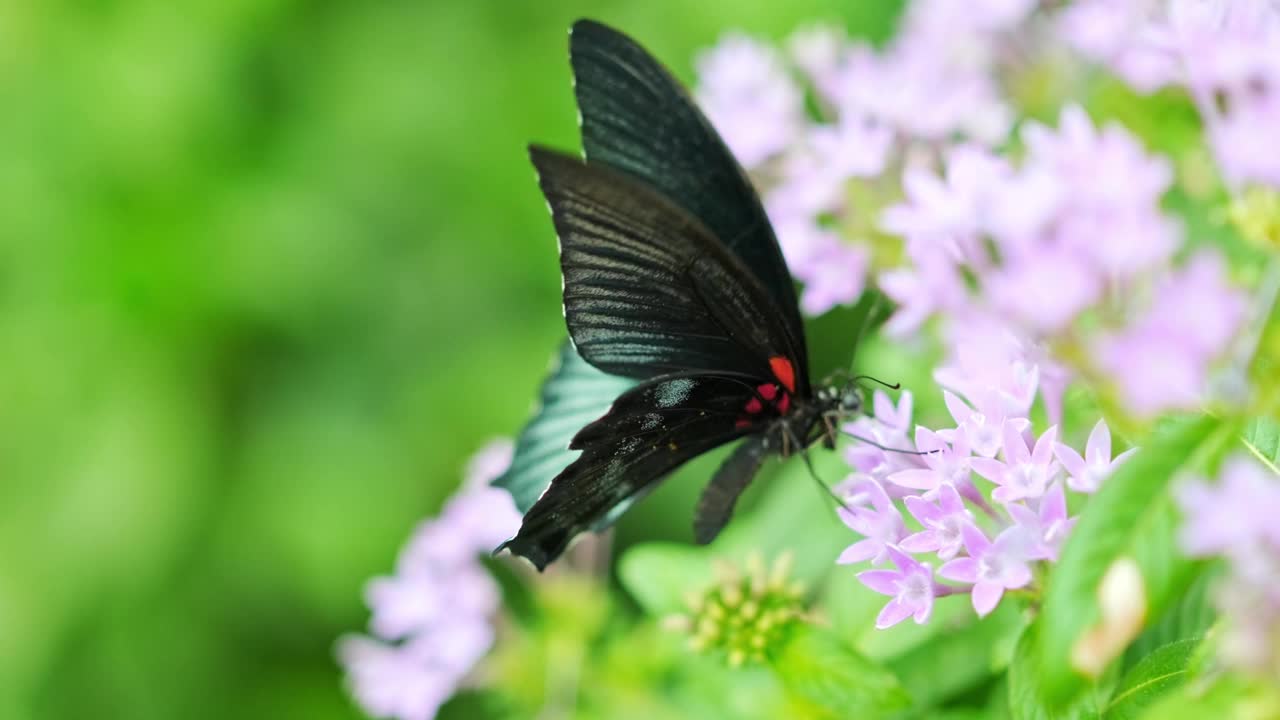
[663,552,808,667]
[1228,186,1280,251]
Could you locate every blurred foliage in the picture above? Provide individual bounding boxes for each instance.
[0,1,906,718]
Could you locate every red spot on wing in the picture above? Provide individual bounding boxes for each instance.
[735,418,753,429]
[756,383,777,401]
[769,356,797,394]
[745,397,763,414]
[777,393,791,415]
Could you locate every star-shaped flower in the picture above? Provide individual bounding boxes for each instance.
[857,545,936,628]
[900,483,974,560]
[1053,419,1136,493]
[971,421,1059,503]
[888,427,972,495]
[939,524,1034,616]
[837,477,906,565]
[1006,482,1077,561]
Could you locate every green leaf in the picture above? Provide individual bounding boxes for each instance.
[1103,639,1201,720]
[1036,415,1236,706]
[1009,625,1104,720]
[1135,676,1280,720]
[493,340,634,513]
[617,542,713,616]
[1125,568,1217,667]
[887,600,1026,710]
[771,624,910,718]
[1241,416,1280,474]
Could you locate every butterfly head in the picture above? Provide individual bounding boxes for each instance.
[815,380,864,417]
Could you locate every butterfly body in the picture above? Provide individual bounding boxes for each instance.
[495,20,865,570]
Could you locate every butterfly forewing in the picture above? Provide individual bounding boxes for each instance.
[570,19,809,393]
[496,373,770,570]
[531,146,802,386]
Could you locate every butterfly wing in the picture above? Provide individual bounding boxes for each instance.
[693,434,771,545]
[531,146,804,392]
[493,340,635,513]
[569,19,809,394]
[496,373,768,569]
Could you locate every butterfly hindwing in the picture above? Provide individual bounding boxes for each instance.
[497,373,768,570]
[569,19,808,391]
[530,146,803,386]
[493,340,635,513]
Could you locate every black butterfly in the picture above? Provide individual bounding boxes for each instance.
[496,19,869,570]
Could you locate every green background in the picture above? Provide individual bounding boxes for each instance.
[0,1,903,718]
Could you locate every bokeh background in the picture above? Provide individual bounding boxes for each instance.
[0,2,908,718]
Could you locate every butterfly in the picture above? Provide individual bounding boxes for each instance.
[495,19,872,570]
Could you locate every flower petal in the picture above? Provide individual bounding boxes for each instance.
[838,539,880,564]
[972,581,1004,616]
[1032,425,1058,465]
[939,556,979,583]
[970,457,1008,484]
[857,569,902,596]
[1053,441,1087,478]
[875,598,914,629]
[904,495,941,524]
[961,522,992,557]
[889,469,942,490]
[1086,418,1111,465]
[900,530,940,553]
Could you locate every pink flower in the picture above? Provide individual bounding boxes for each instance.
[888,427,972,494]
[939,524,1034,616]
[837,477,907,565]
[900,484,974,559]
[1006,482,1076,561]
[696,33,805,167]
[941,389,1029,459]
[857,546,936,628]
[1053,419,1137,494]
[971,422,1060,504]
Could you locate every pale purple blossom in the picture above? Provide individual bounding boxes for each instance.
[1095,252,1249,416]
[696,33,804,168]
[970,422,1060,504]
[837,476,907,565]
[939,524,1034,616]
[795,233,870,316]
[900,484,974,559]
[1177,454,1280,674]
[888,427,972,494]
[340,441,518,720]
[941,390,1029,459]
[1006,482,1076,561]
[1053,419,1136,493]
[1177,455,1280,561]
[857,545,936,628]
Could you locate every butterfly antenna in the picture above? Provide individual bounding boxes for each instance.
[852,374,901,391]
[840,429,939,456]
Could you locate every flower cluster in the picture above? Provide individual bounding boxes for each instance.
[697,1,1257,421]
[696,0,1037,317]
[1177,455,1280,677]
[663,552,809,666]
[1058,0,1280,188]
[337,440,522,720]
[838,389,1134,626]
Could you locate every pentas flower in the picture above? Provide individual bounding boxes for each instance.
[1053,419,1136,494]
[836,384,1121,623]
[837,477,906,565]
[901,483,974,560]
[857,545,936,628]
[942,389,1030,459]
[339,440,520,720]
[696,33,804,168]
[1095,252,1249,417]
[888,427,972,494]
[1006,482,1076,562]
[971,422,1060,504]
[1177,455,1280,675]
[844,391,920,484]
[939,524,1034,616]
[1056,0,1280,188]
